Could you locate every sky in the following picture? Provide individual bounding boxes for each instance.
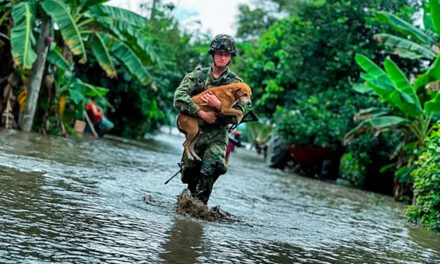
[107,0,252,36]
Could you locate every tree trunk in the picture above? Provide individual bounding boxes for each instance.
[20,18,52,132]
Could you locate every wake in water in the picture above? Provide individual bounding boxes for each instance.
[176,189,240,222]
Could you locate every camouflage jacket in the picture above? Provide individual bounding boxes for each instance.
[173,66,243,124]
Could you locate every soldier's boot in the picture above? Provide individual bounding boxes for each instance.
[181,166,200,195]
[194,173,218,205]
[187,181,197,194]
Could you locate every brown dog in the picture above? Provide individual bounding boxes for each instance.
[177,82,252,161]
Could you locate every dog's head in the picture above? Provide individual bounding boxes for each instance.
[230,83,252,106]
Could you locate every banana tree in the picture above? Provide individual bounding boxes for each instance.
[372,0,439,61]
[8,0,156,132]
[349,52,440,188]
[346,0,440,196]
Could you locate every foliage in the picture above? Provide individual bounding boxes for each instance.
[274,91,352,148]
[407,123,440,232]
[2,0,158,134]
[372,0,440,61]
[9,0,153,83]
[71,1,205,139]
[350,0,440,188]
[339,152,367,187]
[235,0,421,152]
[340,131,402,189]
[351,53,440,191]
[351,54,440,144]
[244,121,272,145]
[273,83,383,149]
[236,0,297,41]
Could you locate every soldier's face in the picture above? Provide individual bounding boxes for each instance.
[213,51,232,67]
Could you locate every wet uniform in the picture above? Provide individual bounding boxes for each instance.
[173,66,242,204]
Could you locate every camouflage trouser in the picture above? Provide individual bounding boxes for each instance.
[181,126,228,204]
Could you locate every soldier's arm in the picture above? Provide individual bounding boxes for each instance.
[173,72,201,117]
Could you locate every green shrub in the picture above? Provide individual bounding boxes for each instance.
[339,152,367,187]
[274,92,352,149]
[341,132,401,190]
[406,124,440,232]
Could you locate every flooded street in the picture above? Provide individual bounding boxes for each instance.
[1,128,439,263]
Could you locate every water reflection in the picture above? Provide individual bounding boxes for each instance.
[161,217,204,264]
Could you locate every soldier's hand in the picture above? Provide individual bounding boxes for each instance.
[198,110,217,124]
[202,92,221,111]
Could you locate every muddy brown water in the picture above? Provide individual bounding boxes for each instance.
[0,128,439,263]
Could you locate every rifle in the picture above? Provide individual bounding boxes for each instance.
[164,162,183,185]
[228,105,259,147]
[228,105,259,132]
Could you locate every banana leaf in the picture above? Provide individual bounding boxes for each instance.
[47,47,72,71]
[89,13,158,65]
[366,115,411,129]
[359,107,391,115]
[374,33,436,60]
[423,7,435,33]
[40,0,87,63]
[355,54,395,95]
[356,54,409,112]
[374,11,436,46]
[395,165,415,183]
[79,0,108,9]
[132,34,159,66]
[352,83,373,94]
[356,54,426,118]
[424,92,440,115]
[413,53,440,90]
[0,8,10,25]
[101,34,151,85]
[89,5,148,27]
[394,49,431,60]
[384,58,423,116]
[345,115,410,139]
[0,1,11,12]
[11,2,37,69]
[69,78,108,105]
[89,33,117,78]
[430,0,440,35]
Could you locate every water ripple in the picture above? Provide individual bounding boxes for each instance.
[0,130,439,263]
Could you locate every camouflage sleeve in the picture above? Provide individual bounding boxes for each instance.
[173,71,201,117]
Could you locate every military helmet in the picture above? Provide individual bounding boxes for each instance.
[208,34,238,57]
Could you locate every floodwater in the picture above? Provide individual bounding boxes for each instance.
[0,128,439,263]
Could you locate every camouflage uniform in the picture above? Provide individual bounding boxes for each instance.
[173,65,243,204]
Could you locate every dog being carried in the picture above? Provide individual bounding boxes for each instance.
[177,82,252,161]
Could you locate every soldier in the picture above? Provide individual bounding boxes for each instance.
[173,34,243,205]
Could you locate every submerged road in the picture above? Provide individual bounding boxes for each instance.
[0,128,439,263]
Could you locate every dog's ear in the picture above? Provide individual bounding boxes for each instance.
[229,86,241,94]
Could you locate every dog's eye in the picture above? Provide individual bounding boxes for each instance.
[243,93,248,96]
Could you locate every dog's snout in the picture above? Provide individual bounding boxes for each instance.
[247,101,252,106]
